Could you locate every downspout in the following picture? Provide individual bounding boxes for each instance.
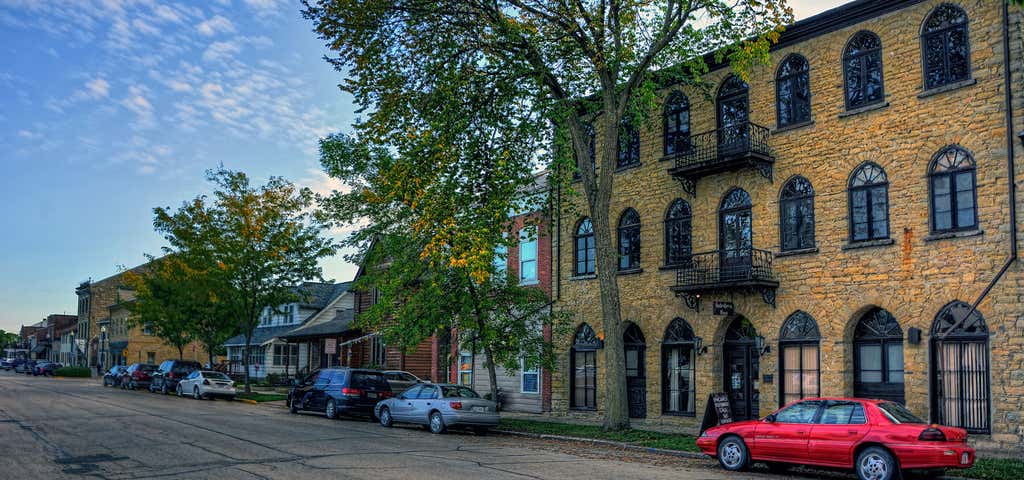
[949,1,1019,334]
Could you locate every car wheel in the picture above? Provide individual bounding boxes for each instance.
[326,400,338,419]
[857,447,898,480]
[193,386,202,400]
[176,384,183,396]
[717,436,750,472]
[428,411,446,434]
[289,396,299,414]
[379,407,393,427]
[161,383,168,395]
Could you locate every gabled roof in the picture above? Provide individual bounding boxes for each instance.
[296,281,352,309]
[279,309,356,341]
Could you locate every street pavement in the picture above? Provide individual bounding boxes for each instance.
[0,370,791,480]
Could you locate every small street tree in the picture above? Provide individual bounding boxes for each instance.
[152,168,337,393]
[123,257,195,360]
[304,0,791,430]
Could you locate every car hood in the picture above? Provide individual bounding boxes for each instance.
[707,419,760,433]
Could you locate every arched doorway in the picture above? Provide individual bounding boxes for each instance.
[570,323,599,410]
[723,317,759,420]
[853,307,904,403]
[931,301,990,433]
[623,323,646,418]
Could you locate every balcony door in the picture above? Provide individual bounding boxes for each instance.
[719,188,753,281]
[717,75,749,157]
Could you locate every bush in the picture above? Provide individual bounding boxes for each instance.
[53,366,92,378]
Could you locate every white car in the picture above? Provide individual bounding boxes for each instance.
[176,370,236,400]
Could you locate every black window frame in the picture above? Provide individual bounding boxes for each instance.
[929,146,978,234]
[921,4,971,91]
[848,162,890,242]
[664,199,692,267]
[574,217,596,276]
[617,208,641,271]
[570,323,599,410]
[775,54,811,128]
[853,307,905,404]
[843,31,885,111]
[617,114,640,169]
[663,91,691,157]
[661,318,696,416]
[930,300,990,434]
[779,175,815,251]
[778,311,821,405]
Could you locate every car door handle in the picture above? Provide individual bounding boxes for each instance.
[848,430,858,434]
[796,431,806,435]
[426,403,431,406]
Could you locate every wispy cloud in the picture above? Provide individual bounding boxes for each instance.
[196,15,234,36]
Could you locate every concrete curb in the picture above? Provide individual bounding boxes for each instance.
[492,429,707,460]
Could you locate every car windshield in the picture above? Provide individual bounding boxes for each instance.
[441,386,480,398]
[878,402,925,424]
[202,372,230,380]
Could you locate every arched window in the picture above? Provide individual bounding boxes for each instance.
[776,54,811,127]
[664,199,692,267]
[662,318,696,415]
[570,323,600,410]
[717,75,750,154]
[617,114,640,169]
[853,307,904,404]
[618,208,641,271]
[848,162,889,242]
[930,146,977,233]
[843,31,884,110]
[779,311,820,404]
[931,301,990,433]
[624,323,647,418]
[719,188,753,279]
[574,218,595,276]
[663,91,691,156]
[780,176,815,251]
[922,4,970,90]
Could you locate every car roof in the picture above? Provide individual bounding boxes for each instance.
[789,397,885,404]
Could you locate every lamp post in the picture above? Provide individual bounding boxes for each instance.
[99,326,107,373]
[69,331,76,366]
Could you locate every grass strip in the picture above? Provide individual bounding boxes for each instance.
[497,418,699,452]
[236,392,288,402]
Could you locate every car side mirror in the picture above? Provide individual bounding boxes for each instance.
[765,414,777,423]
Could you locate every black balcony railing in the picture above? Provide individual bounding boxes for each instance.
[666,122,773,195]
[671,248,778,310]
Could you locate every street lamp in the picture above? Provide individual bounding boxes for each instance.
[100,326,107,372]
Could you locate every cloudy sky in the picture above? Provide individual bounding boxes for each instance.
[0,0,845,332]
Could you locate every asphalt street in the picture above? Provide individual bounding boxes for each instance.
[0,370,791,480]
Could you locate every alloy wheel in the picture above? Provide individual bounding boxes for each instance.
[326,400,337,419]
[194,386,201,400]
[429,412,445,434]
[176,385,182,396]
[859,452,891,480]
[379,408,392,427]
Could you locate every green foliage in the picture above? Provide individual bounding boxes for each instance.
[53,366,92,378]
[498,418,699,452]
[0,330,19,350]
[961,458,1024,480]
[236,392,288,402]
[123,257,197,360]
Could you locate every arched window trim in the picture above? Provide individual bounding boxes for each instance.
[663,91,691,157]
[920,3,971,91]
[570,323,598,410]
[779,175,816,252]
[853,307,905,404]
[930,300,990,433]
[716,75,750,132]
[928,145,978,234]
[662,318,696,416]
[617,208,641,271]
[775,53,812,128]
[847,162,890,242]
[574,217,596,276]
[664,199,693,267]
[779,311,821,404]
[843,31,885,111]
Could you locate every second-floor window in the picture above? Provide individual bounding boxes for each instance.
[617,115,640,169]
[930,146,977,233]
[922,4,970,90]
[843,31,884,110]
[519,227,538,284]
[574,218,595,275]
[776,54,811,127]
[618,208,641,270]
[780,176,815,251]
[664,199,692,267]
[849,162,890,242]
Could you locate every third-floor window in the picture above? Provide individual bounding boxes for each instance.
[843,31,884,110]
[663,91,690,156]
[775,54,811,127]
[922,4,970,90]
[618,208,641,271]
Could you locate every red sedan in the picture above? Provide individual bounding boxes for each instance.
[696,398,974,480]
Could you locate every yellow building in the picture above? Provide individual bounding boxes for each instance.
[103,288,210,367]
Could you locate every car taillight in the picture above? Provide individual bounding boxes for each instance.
[450,401,462,410]
[919,427,947,442]
[203,379,211,385]
[168,372,174,379]
[341,387,364,397]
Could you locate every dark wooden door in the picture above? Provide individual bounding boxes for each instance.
[719,204,752,280]
[717,76,750,157]
[724,343,759,421]
[624,324,646,419]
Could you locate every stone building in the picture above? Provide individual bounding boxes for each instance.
[74,263,149,367]
[553,0,1024,452]
[104,287,211,368]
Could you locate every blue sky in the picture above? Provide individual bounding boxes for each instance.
[0,0,840,333]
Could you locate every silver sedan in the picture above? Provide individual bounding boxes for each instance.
[375,384,499,434]
[176,370,236,400]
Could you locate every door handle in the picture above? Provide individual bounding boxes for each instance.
[426,403,431,406]
[847,430,858,434]
[796,431,805,435]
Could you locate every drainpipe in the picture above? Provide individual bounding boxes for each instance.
[946,1,1019,336]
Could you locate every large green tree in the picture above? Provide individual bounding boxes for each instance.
[123,257,196,361]
[152,168,337,392]
[304,0,791,429]
[0,330,19,351]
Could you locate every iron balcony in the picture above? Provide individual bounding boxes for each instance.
[669,248,779,310]
[665,122,774,196]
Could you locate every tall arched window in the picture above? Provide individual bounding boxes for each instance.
[780,176,815,251]
[664,199,692,267]
[853,307,904,404]
[574,218,595,276]
[717,75,750,155]
[663,91,691,156]
[922,4,970,90]
[931,301,990,433]
[930,146,977,233]
[662,318,696,415]
[719,188,753,279]
[618,208,641,271]
[617,115,640,169]
[779,311,820,404]
[843,31,884,110]
[848,162,889,242]
[570,323,600,410]
[776,54,811,128]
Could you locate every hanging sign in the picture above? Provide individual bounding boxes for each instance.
[713,301,734,316]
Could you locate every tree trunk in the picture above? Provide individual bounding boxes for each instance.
[242,332,252,394]
[177,346,184,361]
[484,345,499,408]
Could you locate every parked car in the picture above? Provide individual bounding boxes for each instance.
[29,361,50,376]
[34,362,62,376]
[149,360,202,394]
[696,398,975,480]
[16,360,36,374]
[375,383,499,435]
[0,358,14,370]
[120,363,156,390]
[103,366,128,387]
[288,368,393,419]
[382,370,423,393]
[176,370,236,400]
[6,358,27,372]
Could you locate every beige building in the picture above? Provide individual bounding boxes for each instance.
[554,0,1024,453]
[104,287,210,367]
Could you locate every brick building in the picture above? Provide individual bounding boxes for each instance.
[554,0,1024,452]
[104,287,211,368]
[75,263,149,368]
